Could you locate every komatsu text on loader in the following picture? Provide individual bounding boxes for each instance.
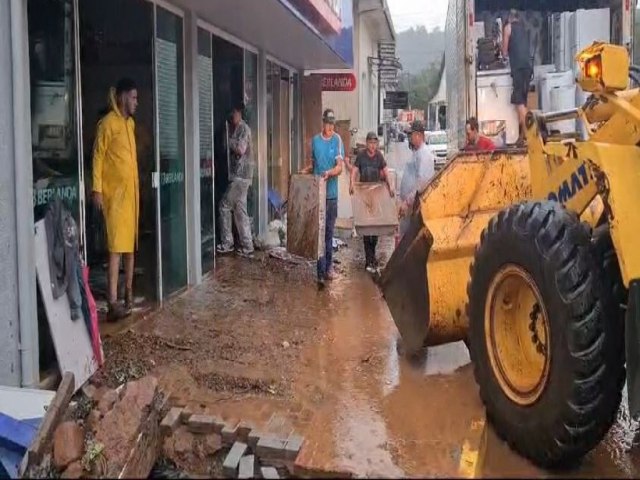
[380,42,640,468]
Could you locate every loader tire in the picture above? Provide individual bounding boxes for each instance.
[467,201,625,468]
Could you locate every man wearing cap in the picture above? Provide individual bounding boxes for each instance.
[398,120,435,238]
[301,108,345,289]
[350,131,394,273]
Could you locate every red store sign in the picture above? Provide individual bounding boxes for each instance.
[321,73,357,92]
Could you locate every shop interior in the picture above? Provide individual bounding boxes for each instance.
[472,0,625,145]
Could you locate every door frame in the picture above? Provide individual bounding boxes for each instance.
[151,0,189,301]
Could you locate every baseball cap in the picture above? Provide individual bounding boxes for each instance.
[366,131,378,141]
[410,120,425,134]
[322,109,336,124]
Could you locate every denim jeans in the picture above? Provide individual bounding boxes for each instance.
[363,235,379,264]
[317,198,338,280]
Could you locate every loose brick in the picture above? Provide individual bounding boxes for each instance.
[238,454,255,479]
[180,406,194,423]
[222,441,248,478]
[247,430,262,450]
[160,408,183,436]
[221,424,239,446]
[283,434,304,460]
[187,414,217,434]
[212,416,226,434]
[255,436,287,459]
[261,466,280,479]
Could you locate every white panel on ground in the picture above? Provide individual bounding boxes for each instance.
[0,386,55,420]
[34,220,97,393]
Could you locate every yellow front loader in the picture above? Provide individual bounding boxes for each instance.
[380,42,640,468]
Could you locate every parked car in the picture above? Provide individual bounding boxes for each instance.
[426,130,448,170]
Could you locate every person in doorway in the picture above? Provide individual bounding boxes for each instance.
[502,9,532,147]
[350,131,394,273]
[92,77,139,322]
[300,108,345,290]
[398,120,435,238]
[463,117,496,152]
[217,103,255,258]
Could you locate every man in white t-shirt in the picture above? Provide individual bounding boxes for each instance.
[398,120,435,237]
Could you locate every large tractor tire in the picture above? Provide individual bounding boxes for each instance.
[467,201,625,468]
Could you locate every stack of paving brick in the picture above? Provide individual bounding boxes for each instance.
[160,407,305,479]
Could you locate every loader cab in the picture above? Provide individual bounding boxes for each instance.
[452,0,633,152]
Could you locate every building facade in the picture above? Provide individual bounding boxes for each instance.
[0,0,354,387]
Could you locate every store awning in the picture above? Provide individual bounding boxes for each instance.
[172,0,353,70]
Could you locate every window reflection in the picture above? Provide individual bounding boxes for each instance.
[28,0,79,223]
[244,51,259,234]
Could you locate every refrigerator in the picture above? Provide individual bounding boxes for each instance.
[569,8,611,107]
[551,12,573,72]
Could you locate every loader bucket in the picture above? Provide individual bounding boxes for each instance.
[380,149,534,351]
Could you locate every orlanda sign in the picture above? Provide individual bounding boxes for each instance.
[321,72,357,92]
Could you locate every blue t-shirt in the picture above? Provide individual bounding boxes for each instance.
[312,133,344,200]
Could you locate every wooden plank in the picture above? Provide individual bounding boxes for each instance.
[34,221,98,392]
[19,372,75,477]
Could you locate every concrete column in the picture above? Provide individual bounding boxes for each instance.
[257,50,269,235]
[184,10,202,285]
[0,0,39,387]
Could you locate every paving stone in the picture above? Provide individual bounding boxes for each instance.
[187,414,217,434]
[238,454,255,479]
[283,434,304,460]
[260,466,280,479]
[160,408,183,436]
[222,441,248,478]
[255,436,287,459]
[221,424,239,446]
[247,430,263,451]
[212,416,226,434]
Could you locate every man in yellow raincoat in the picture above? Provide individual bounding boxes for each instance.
[92,78,139,322]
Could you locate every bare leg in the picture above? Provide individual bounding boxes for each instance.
[108,252,121,304]
[124,253,135,303]
[517,104,528,143]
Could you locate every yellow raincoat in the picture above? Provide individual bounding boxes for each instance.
[92,88,139,253]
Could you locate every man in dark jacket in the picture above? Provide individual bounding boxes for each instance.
[502,9,532,147]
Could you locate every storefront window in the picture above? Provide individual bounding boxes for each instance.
[198,28,214,273]
[28,0,80,224]
[266,61,291,221]
[244,51,259,234]
[156,7,187,297]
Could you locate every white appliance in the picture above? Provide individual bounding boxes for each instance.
[539,70,575,112]
[570,8,610,120]
[549,84,577,134]
[477,70,519,146]
[552,12,573,72]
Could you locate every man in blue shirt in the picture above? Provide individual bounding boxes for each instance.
[301,108,344,289]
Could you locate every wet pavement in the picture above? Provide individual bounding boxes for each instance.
[98,141,640,478]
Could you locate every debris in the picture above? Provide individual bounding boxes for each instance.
[60,460,84,479]
[0,412,38,452]
[332,238,347,250]
[0,386,55,421]
[81,440,106,474]
[161,340,193,351]
[238,454,255,479]
[96,389,118,415]
[222,441,248,478]
[161,408,183,436]
[282,341,290,349]
[255,220,286,249]
[53,421,85,470]
[261,466,280,479]
[256,436,287,459]
[187,414,217,434]
[20,372,75,477]
[268,247,309,265]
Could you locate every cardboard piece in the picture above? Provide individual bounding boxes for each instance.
[287,175,326,260]
[34,221,97,394]
[351,182,399,236]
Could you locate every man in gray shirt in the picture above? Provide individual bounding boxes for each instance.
[399,120,435,237]
[217,103,255,257]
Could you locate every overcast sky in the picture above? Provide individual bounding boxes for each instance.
[388,0,448,33]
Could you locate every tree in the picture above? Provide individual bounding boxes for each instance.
[398,56,444,112]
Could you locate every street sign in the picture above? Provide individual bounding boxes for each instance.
[320,72,357,92]
[384,91,409,110]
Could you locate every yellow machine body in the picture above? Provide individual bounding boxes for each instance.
[380,40,640,352]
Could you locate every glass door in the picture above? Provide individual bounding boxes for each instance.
[155,6,187,297]
[198,28,214,273]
